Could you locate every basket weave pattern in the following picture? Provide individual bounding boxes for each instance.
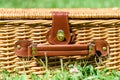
[0,9,120,75]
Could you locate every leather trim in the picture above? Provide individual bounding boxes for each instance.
[92,39,109,56]
[46,12,71,44]
[36,44,89,51]
[14,39,109,57]
[14,40,32,57]
[28,44,90,57]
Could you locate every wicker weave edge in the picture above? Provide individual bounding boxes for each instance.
[0,8,120,19]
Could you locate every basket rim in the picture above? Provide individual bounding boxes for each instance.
[0,8,120,19]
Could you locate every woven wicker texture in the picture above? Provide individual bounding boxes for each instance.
[0,8,120,19]
[0,9,120,76]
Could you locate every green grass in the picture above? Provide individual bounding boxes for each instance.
[1,65,120,80]
[0,57,120,80]
[0,0,120,8]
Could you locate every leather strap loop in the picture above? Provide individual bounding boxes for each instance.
[46,12,71,44]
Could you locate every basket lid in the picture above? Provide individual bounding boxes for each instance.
[0,8,120,19]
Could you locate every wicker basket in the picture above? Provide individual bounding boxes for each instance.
[0,9,120,76]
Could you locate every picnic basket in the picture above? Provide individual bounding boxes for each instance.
[0,9,120,77]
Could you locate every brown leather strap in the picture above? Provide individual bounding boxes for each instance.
[28,44,90,57]
[28,51,89,57]
[46,12,71,44]
[34,44,89,51]
[14,39,109,57]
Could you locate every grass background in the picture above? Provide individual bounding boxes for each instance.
[0,0,119,8]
